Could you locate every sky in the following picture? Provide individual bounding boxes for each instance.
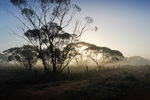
[0,0,150,59]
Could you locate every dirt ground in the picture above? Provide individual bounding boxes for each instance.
[0,66,150,100]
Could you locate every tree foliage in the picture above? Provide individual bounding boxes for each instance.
[3,45,38,69]
[73,42,91,67]
[10,0,94,73]
[75,42,124,70]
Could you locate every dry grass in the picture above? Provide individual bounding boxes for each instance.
[0,65,150,100]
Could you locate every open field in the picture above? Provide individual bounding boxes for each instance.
[0,65,150,100]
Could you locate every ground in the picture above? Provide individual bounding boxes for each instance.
[0,65,150,100]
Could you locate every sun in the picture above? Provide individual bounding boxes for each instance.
[79,46,89,55]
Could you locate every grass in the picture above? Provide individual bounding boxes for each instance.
[66,74,150,100]
[0,65,150,100]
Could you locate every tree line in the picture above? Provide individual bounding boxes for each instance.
[3,41,124,72]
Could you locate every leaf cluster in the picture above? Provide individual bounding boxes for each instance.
[3,45,38,69]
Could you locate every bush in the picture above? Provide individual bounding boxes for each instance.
[125,75,138,82]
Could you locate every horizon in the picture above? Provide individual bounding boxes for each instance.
[0,0,150,59]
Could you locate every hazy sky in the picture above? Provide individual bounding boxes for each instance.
[0,0,150,59]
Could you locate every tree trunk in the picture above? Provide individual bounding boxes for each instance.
[86,66,88,73]
[28,59,32,70]
[98,66,100,71]
[49,42,57,74]
[53,64,57,73]
[41,55,48,73]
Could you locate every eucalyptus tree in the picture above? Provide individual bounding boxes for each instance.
[86,46,124,71]
[73,42,91,67]
[10,0,95,73]
[74,42,124,71]
[3,45,38,70]
[0,53,7,65]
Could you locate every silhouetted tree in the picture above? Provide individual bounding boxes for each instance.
[3,45,38,70]
[87,46,124,71]
[73,42,91,67]
[0,53,7,64]
[10,0,95,73]
[75,42,124,71]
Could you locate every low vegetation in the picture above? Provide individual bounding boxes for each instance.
[0,65,150,100]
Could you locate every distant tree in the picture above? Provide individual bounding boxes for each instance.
[86,46,124,71]
[73,54,91,67]
[10,0,95,73]
[73,42,91,67]
[75,42,124,71]
[0,53,7,64]
[3,45,38,70]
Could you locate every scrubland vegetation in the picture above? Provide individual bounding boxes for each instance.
[1,65,150,100]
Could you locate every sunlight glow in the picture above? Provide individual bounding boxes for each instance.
[79,46,89,55]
